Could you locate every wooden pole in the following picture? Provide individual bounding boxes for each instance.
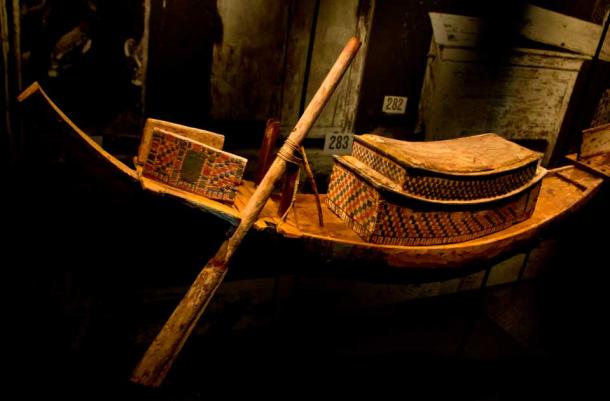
[1,0,13,165]
[11,0,21,91]
[255,118,281,184]
[278,0,322,219]
[576,12,610,160]
[130,37,361,387]
[277,164,300,217]
[300,145,324,226]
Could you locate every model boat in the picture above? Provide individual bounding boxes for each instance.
[18,82,605,274]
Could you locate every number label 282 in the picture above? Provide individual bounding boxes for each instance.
[382,95,407,114]
[323,133,353,155]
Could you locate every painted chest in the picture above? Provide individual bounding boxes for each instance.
[327,134,546,246]
[137,119,247,204]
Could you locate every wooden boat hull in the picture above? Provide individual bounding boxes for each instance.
[18,82,605,281]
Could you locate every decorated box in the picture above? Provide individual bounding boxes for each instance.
[327,134,546,246]
[351,133,541,201]
[139,124,247,203]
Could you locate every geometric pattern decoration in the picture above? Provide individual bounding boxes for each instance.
[143,128,247,203]
[352,139,539,201]
[352,140,407,183]
[327,161,541,246]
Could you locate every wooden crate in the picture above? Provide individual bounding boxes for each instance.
[418,10,593,165]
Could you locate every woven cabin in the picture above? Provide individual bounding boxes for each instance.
[327,134,546,246]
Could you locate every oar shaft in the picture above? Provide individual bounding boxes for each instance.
[130,37,361,387]
[226,36,361,260]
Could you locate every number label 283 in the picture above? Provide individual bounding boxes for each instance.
[323,133,353,155]
[382,95,407,114]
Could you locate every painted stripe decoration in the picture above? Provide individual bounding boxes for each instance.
[351,140,539,201]
[143,128,247,203]
[327,163,540,246]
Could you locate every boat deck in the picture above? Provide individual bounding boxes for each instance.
[143,164,602,269]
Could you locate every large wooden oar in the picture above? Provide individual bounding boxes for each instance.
[130,37,361,387]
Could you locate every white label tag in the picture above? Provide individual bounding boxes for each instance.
[382,95,407,114]
[323,133,353,155]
